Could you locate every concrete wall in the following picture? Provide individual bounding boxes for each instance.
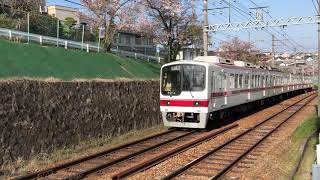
[0,80,161,166]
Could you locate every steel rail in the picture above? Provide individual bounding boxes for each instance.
[163,92,316,180]
[111,123,239,180]
[210,94,317,180]
[61,131,195,180]
[12,129,178,180]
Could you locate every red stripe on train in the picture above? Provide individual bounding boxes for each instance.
[160,100,209,107]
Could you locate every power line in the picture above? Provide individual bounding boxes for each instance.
[222,0,303,52]
[246,0,307,51]
[312,0,319,14]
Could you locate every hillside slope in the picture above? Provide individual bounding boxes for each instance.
[0,40,161,80]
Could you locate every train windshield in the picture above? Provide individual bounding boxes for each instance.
[161,64,206,95]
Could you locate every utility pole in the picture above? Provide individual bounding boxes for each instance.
[192,0,195,59]
[248,32,251,52]
[203,0,209,56]
[228,0,231,23]
[56,19,59,47]
[249,6,268,21]
[318,1,320,116]
[192,0,195,20]
[27,12,30,43]
[272,34,275,67]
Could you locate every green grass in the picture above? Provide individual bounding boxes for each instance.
[292,116,320,140]
[294,136,317,180]
[0,39,161,80]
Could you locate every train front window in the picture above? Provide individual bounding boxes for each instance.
[161,65,205,95]
[182,65,205,91]
[162,66,181,95]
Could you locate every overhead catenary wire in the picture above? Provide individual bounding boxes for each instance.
[312,0,320,14]
[219,0,301,52]
[246,0,308,52]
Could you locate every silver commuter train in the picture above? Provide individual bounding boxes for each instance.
[160,56,313,129]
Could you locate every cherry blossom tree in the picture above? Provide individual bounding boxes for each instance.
[219,37,261,64]
[81,0,132,51]
[136,0,193,62]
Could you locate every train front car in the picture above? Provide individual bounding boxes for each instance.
[160,61,209,129]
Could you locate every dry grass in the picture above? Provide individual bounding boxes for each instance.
[1,124,166,178]
[294,136,318,180]
[0,77,159,82]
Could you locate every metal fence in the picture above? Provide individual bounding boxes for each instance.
[0,27,162,62]
[0,6,163,62]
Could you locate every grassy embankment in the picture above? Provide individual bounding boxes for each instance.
[273,115,320,179]
[292,116,320,180]
[0,39,161,80]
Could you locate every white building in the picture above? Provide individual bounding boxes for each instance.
[47,5,80,23]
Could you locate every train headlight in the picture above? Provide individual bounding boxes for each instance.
[160,100,170,106]
[193,101,200,106]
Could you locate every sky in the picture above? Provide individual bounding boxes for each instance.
[47,0,318,53]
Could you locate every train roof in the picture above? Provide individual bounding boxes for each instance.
[163,56,309,76]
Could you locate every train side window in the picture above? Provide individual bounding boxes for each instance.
[229,74,235,89]
[251,75,254,88]
[235,74,239,89]
[211,72,214,90]
[239,74,243,88]
[217,74,222,90]
[244,75,249,88]
[222,73,227,90]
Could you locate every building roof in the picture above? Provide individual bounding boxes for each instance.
[47,5,79,12]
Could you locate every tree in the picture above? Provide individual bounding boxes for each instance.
[0,0,44,12]
[186,24,204,50]
[81,0,131,52]
[64,17,77,28]
[136,0,192,62]
[63,17,77,39]
[219,37,261,64]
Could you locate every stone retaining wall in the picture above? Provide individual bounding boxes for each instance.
[0,80,161,165]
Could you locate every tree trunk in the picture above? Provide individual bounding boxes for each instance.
[167,38,173,63]
[103,17,116,52]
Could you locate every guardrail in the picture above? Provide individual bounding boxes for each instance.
[0,27,162,62]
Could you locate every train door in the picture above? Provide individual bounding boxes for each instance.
[245,73,250,100]
[211,71,216,108]
[262,75,266,97]
[222,73,227,105]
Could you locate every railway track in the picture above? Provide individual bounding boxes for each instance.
[12,92,315,180]
[159,92,317,180]
[13,122,237,180]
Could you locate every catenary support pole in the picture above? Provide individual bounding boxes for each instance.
[82,24,85,50]
[318,2,320,116]
[57,19,59,47]
[203,0,208,56]
[27,12,30,43]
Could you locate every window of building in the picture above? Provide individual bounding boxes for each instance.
[126,35,131,44]
[135,37,141,45]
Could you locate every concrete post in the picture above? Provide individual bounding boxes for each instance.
[9,30,12,41]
